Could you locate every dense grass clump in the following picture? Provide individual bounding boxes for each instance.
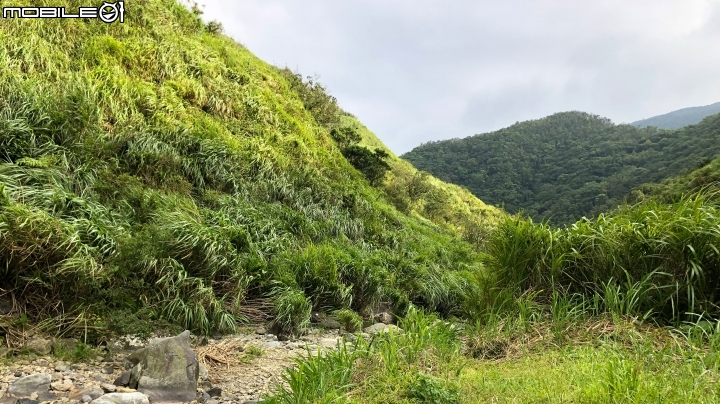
[484,193,720,324]
[0,0,497,338]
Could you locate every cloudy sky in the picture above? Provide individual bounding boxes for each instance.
[199,1,720,154]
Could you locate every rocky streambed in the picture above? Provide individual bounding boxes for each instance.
[0,323,402,404]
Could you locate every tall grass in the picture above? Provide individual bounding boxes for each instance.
[0,0,492,337]
[485,194,720,324]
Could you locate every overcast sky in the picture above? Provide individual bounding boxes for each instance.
[198,1,720,155]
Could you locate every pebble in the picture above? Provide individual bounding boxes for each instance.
[101,383,117,392]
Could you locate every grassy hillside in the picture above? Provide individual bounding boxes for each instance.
[402,111,720,225]
[632,101,720,129]
[0,0,500,338]
[628,154,720,204]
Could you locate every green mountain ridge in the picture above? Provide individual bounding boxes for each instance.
[631,101,720,130]
[402,111,720,224]
[0,0,499,336]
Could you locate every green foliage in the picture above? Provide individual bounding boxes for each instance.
[271,288,312,336]
[265,308,464,403]
[278,68,342,130]
[333,309,363,333]
[403,111,720,225]
[485,193,720,324]
[406,374,460,403]
[342,145,391,186]
[52,341,97,363]
[0,0,491,335]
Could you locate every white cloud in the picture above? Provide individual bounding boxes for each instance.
[198,0,720,154]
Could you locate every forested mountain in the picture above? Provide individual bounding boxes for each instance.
[0,0,500,336]
[631,102,720,129]
[402,111,720,224]
[628,153,720,204]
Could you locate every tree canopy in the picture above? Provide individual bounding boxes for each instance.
[403,111,720,224]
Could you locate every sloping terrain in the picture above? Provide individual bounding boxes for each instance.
[0,0,499,338]
[632,101,720,129]
[402,111,720,224]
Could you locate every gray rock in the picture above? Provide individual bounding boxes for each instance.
[23,338,53,355]
[198,364,209,382]
[125,330,199,403]
[54,364,68,372]
[363,323,403,335]
[101,383,117,393]
[206,400,220,404]
[206,387,222,397]
[102,366,114,375]
[8,373,52,396]
[16,399,39,404]
[260,341,281,349]
[81,395,93,403]
[84,388,106,400]
[311,313,341,329]
[199,392,211,403]
[113,371,131,387]
[90,392,150,404]
[265,334,278,341]
[375,312,394,324]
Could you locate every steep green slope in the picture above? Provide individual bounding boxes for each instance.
[0,0,498,336]
[632,102,720,129]
[402,111,720,225]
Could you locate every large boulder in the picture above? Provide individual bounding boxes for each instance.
[125,330,199,403]
[7,373,51,397]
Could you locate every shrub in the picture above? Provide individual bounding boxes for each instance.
[271,287,312,336]
[333,309,363,333]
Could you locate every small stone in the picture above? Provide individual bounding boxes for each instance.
[29,392,39,400]
[101,366,114,375]
[51,381,75,392]
[254,327,266,335]
[206,387,221,398]
[206,400,219,404]
[113,371,131,387]
[55,364,68,372]
[81,396,93,403]
[260,341,281,349]
[265,334,278,341]
[100,383,117,393]
[16,399,40,404]
[199,392,211,403]
[14,371,22,377]
[115,387,136,393]
[198,364,209,382]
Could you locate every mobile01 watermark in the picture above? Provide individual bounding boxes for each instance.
[3,1,124,24]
